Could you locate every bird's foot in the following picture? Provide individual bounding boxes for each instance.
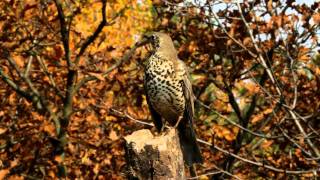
[173,116,183,129]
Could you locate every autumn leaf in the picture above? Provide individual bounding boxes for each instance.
[312,13,320,24]
[109,130,119,141]
[0,169,9,180]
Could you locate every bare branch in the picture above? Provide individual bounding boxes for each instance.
[289,110,320,157]
[54,0,71,67]
[73,38,148,93]
[0,61,61,135]
[109,108,154,127]
[236,1,282,95]
[35,55,64,99]
[207,1,257,58]
[0,68,34,102]
[196,100,281,139]
[75,1,128,64]
[75,0,108,64]
[278,126,315,159]
[188,164,241,180]
[24,56,33,77]
[198,139,318,175]
[5,54,41,99]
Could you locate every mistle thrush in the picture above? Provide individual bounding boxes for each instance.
[143,32,202,166]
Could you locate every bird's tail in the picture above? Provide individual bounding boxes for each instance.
[178,120,203,166]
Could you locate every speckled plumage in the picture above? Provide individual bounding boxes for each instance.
[144,53,185,125]
[143,32,202,166]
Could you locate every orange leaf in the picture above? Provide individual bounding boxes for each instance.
[109,130,119,141]
[14,55,25,68]
[252,113,264,124]
[261,140,273,149]
[312,13,320,24]
[0,169,9,180]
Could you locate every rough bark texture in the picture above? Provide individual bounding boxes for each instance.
[124,129,185,180]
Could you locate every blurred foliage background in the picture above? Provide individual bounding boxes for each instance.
[0,0,319,179]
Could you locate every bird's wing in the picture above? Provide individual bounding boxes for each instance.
[144,74,163,132]
[176,60,194,122]
[176,60,203,166]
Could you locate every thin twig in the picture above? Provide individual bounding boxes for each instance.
[24,56,33,77]
[73,37,148,93]
[75,1,128,64]
[35,55,64,99]
[289,110,320,157]
[278,126,315,159]
[188,164,242,180]
[75,0,108,64]
[236,1,320,156]
[207,1,257,58]
[110,108,154,127]
[113,108,318,175]
[54,0,71,67]
[197,139,318,175]
[0,68,34,102]
[236,0,282,95]
[196,100,281,139]
[0,57,61,135]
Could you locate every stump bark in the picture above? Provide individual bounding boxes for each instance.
[124,129,185,180]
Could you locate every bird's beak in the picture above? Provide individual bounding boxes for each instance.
[135,34,152,47]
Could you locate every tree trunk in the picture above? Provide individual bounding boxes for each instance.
[124,129,185,180]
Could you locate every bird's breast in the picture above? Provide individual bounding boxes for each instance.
[144,57,185,124]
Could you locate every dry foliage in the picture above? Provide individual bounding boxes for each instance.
[0,0,319,179]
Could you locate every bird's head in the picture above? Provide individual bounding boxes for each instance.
[143,32,175,51]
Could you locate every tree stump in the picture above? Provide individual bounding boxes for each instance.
[124,129,186,179]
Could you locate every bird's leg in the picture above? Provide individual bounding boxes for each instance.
[173,116,183,129]
[158,119,166,135]
[160,122,165,132]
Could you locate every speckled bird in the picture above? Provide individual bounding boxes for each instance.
[143,32,202,166]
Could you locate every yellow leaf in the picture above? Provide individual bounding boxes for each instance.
[105,115,117,121]
[199,175,209,180]
[93,164,100,174]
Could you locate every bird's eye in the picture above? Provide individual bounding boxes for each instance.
[151,35,157,41]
